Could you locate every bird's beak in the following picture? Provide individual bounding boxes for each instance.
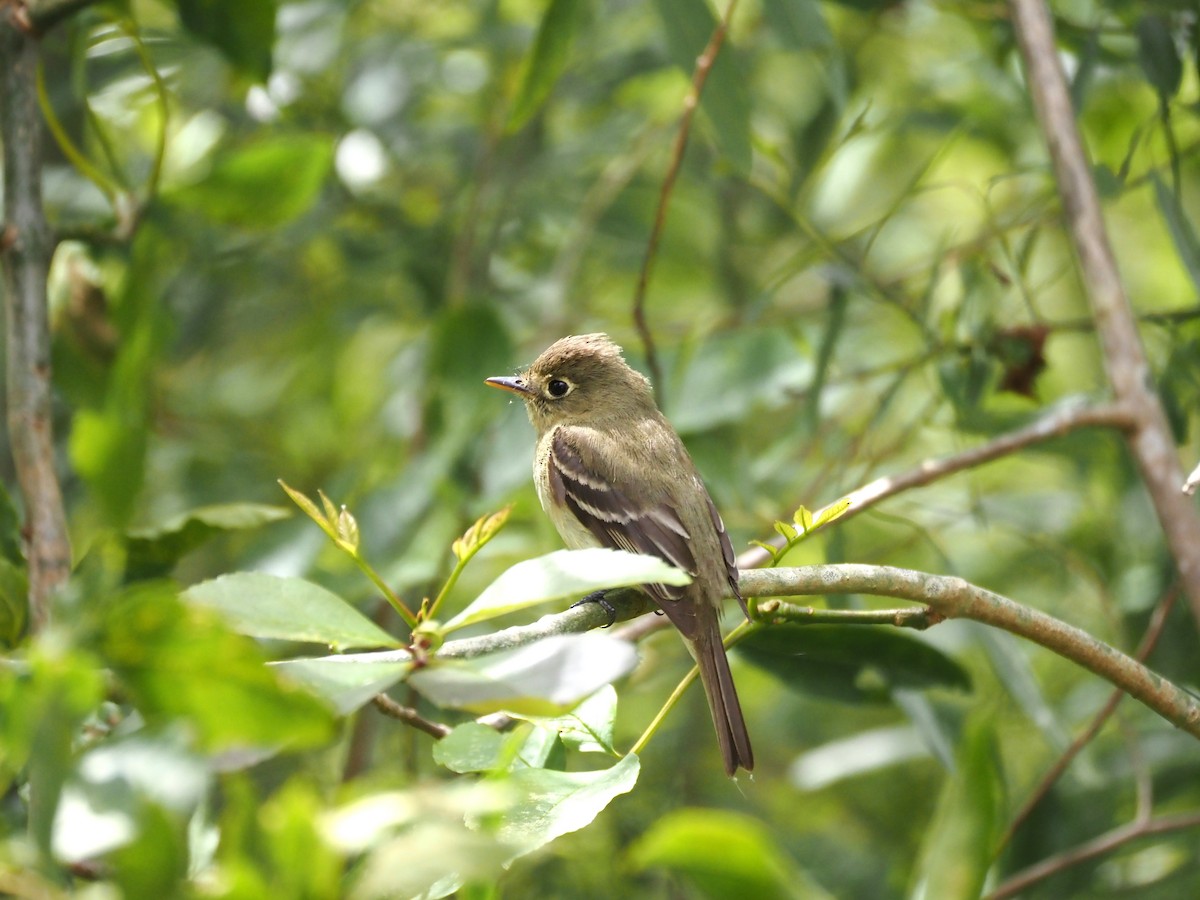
[485,375,533,396]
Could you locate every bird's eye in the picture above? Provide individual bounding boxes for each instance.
[546,379,571,398]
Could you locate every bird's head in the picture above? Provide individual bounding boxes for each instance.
[485,333,655,430]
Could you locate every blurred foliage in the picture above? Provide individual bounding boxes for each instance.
[3,0,1200,896]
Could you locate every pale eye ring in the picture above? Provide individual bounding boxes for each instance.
[546,378,572,398]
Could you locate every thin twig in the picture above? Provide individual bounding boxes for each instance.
[996,583,1180,853]
[988,812,1200,900]
[372,694,452,740]
[632,0,740,404]
[738,399,1135,569]
[1010,0,1200,628]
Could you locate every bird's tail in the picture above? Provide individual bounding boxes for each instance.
[692,627,754,776]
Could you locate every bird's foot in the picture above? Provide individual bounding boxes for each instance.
[571,589,617,627]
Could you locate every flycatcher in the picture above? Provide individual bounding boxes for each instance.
[485,333,753,775]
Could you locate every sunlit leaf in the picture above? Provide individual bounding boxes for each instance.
[433,722,510,774]
[168,135,334,228]
[271,650,411,715]
[499,753,640,857]
[410,632,638,716]
[183,572,400,650]
[443,548,689,632]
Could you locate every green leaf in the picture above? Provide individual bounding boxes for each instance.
[433,722,511,774]
[0,482,21,564]
[527,684,619,755]
[169,134,334,229]
[909,714,1002,900]
[0,649,105,855]
[761,0,832,51]
[790,725,931,790]
[629,808,834,900]
[91,582,336,752]
[125,503,292,580]
[410,633,638,716]
[735,625,971,704]
[174,0,277,81]
[811,497,852,529]
[183,572,400,650]
[270,650,411,714]
[1152,173,1200,293]
[0,559,28,647]
[508,0,586,131]
[651,0,753,173]
[1136,15,1182,101]
[443,548,690,631]
[499,753,640,858]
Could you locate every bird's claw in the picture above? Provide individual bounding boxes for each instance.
[571,589,617,627]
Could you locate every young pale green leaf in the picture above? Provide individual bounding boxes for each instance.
[443,548,690,632]
[793,505,814,532]
[409,632,638,716]
[498,753,640,859]
[507,0,585,132]
[336,507,360,553]
[182,573,400,650]
[279,481,330,529]
[909,715,1002,900]
[271,650,412,715]
[811,497,852,530]
[452,506,513,562]
[774,521,797,541]
[629,807,833,900]
[318,489,338,524]
[124,503,292,579]
[735,625,971,704]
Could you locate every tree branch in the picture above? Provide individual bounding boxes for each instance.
[738,399,1135,569]
[372,694,452,740]
[988,811,1200,900]
[1009,0,1200,628]
[632,0,740,404]
[1,13,70,631]
[430,566,1200,743]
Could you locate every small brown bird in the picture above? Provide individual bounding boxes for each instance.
[486,333,753,775]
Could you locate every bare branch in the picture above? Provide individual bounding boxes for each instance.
[1010,0,1200,627]
[372,694,452,740]
[988,812,1200,900]
[632,0,740,404]
[1,16,71,631]
[738,399,1135,569]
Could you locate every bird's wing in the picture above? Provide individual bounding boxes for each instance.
[548,426,697,617]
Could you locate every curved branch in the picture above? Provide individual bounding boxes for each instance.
[432,566,1200,743]
[739,566,1200,739]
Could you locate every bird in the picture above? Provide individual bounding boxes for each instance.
[485,333,753,775]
